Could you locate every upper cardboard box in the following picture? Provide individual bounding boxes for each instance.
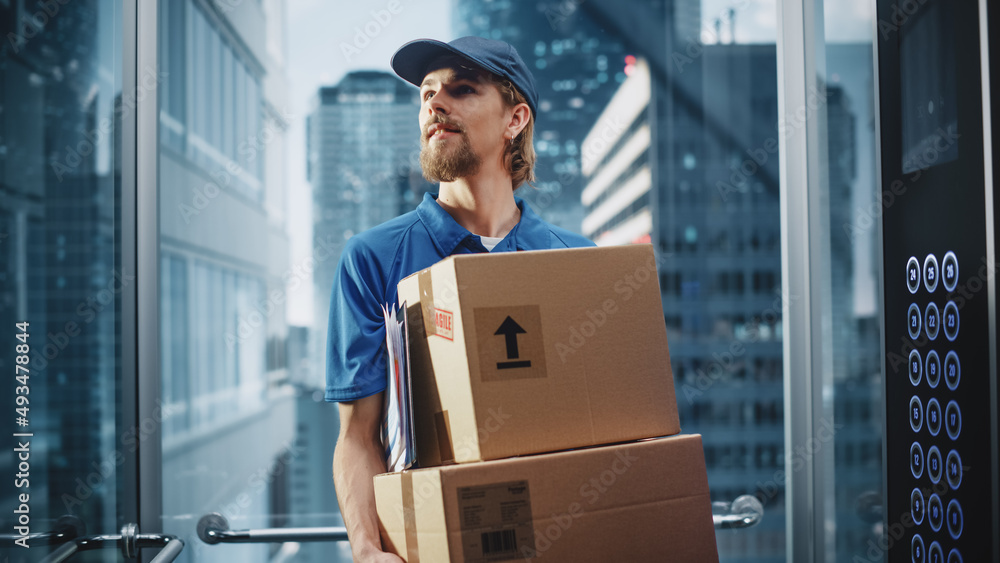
[397,244,680,465]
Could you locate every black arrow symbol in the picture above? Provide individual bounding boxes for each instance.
[495,316,526,359]
[495,316,531,369]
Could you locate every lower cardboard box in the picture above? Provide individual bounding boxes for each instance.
[374,434,718,562]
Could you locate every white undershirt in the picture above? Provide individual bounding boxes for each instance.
[480,235,504,251]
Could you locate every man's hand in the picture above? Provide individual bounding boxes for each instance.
[333,392,401,562]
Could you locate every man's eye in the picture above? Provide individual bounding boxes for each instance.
[422,90,435,101]
[457,85,475,94]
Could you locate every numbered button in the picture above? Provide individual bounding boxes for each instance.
[909,350,923,386]
[942,251,958,292]
[944,351,960,390]
[924,254,939,292]
[948,548,963,563]
[909,303,923,340]
[943,301,959,341]
[911,487,925,525]
[908,256,922,294]
[927,541,944,563]
[910,396,924,432]
[912,534,926,563]
[910,441,924,478]
[945,400,961,440]
[927,398,942,436]
[927,446,942,483]
[925,303,940,340]
[929,542,944,563]
[947,499,963,540]
[925,350,941,387]
[928,493,944,532]
[946,450,962,490]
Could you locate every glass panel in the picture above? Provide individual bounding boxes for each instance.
[818,1,884,560]
[0,0,126,558]
[157,1,791,561]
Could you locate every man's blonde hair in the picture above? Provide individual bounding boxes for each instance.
[488,74,536,190]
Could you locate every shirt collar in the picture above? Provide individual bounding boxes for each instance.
[416,192,549,255]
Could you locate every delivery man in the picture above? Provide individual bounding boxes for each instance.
[325,36,593,561]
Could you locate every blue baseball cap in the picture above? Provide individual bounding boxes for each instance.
[391,36,539,117]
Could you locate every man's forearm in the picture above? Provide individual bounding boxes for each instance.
[333,433,388,557]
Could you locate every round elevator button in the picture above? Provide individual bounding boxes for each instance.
[943,301,959,341]
[910,487,925,525]
[924,254,939,293]
[908,256,921,294]
[909,349,922,386]
[942,251,958,292]
[928,494,943,532]
[944,351,960,391]
[945,401,961,440]
[924,303,940,340]
[947,499,963,540]
[927,398,942,436]
[910,396,923,433]
[927,446,942,484]
[910,441,924,478]
[909,303,923,340]
[946,450,962,490]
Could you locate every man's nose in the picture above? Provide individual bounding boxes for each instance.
[428,92,449,115]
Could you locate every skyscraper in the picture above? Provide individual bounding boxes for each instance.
[453,0,634,232]
[308,70,430,404]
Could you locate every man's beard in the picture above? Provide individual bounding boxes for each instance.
[420,127,482,182]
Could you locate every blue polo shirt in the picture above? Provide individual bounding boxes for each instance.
[325,192,594,402]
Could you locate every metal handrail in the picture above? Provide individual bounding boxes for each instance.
[712,495,765,530]
[197,513,349,545]
[0,515,85,548]
[37,523,184,563]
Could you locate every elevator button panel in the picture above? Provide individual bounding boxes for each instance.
[897,252,974,557]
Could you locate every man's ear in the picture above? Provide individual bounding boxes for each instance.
[506,102,531,140]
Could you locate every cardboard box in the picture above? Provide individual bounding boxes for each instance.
[398,244,679,466]
[374,434,718,562]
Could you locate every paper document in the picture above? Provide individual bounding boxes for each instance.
[381,301,416,472]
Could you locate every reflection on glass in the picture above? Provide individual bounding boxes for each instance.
[158,1,305,561]
[0,0,124,557]
[824,1,884,561]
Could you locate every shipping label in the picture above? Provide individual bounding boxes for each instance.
[458,480,535,562]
